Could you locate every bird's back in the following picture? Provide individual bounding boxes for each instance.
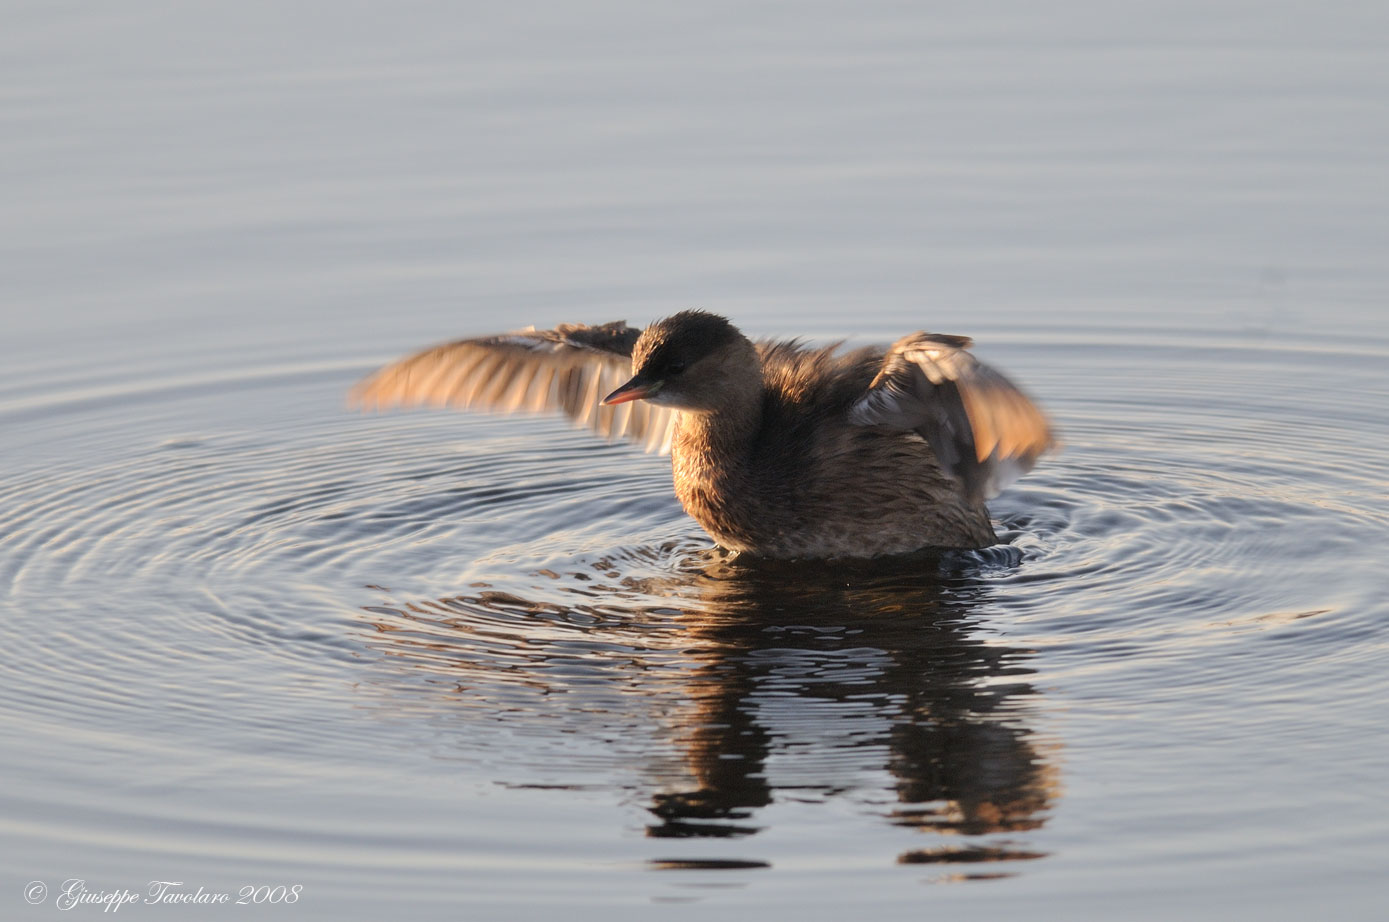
[671,340,996,558]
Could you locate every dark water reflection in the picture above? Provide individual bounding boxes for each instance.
[359,547,1056,869]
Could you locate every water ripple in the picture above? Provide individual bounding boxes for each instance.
[1,331,1386,883]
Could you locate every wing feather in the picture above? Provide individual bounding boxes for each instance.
[349,321,676,454]
[848,332,1055,500]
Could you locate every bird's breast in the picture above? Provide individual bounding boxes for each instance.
[668,427,769,553]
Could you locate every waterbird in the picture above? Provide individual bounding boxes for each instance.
[351,311,1055,558]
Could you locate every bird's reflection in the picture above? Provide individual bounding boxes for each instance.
[359,546,1058,869]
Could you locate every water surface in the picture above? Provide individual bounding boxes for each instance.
[3,2,1388,919]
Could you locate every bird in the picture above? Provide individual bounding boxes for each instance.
[350,311,1055,559]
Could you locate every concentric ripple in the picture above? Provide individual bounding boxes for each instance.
[2,328,1387,891]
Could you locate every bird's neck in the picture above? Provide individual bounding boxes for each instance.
[668,385,762,552]
[671,362,764,503]
[680,399,759,457]
[674,354,764,457]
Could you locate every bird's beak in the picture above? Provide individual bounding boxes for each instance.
[602,375,663,405]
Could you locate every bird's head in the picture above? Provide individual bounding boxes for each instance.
[602,311,757,413]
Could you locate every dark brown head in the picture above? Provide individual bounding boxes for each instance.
[602,311,758,413]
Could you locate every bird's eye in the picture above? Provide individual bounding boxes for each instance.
[667,361,687,376]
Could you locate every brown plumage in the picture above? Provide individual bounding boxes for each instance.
[350,311,1055,559]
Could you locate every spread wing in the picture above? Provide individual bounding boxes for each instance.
[349,321,677,454]
[847,332,1056,501]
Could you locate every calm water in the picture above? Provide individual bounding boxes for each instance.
[4,2,1388,919]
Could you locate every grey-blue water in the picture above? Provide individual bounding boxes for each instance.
[3,2,1387,919]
